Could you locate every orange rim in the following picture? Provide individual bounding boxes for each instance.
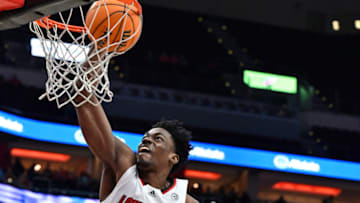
[35,16,86,33]
[34,0,142,33]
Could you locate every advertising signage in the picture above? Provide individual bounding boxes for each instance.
[243,69,297,94]
[1,110,360,181]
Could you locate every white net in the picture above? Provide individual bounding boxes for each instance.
[29,0,143,108]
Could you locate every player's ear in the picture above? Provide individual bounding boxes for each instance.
[169,153,179,165]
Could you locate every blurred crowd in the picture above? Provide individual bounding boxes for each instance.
[0,144,98,198]
[189,183,255,203]
[0,158,99,198]
[0,157,291,203]
[0,158,234,201]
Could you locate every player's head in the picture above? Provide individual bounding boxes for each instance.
[136,120,192,176]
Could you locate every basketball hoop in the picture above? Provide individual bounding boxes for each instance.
[29,0,143,108]
[35,16,87,33]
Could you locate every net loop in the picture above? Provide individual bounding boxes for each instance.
[29,0,143,108]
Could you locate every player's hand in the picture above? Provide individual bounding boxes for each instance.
[75,45,107,102]
[84,45,106,69]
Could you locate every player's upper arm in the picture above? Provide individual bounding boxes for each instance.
[76,100,136,177]
[186,194,199,203]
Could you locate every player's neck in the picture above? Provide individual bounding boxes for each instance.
[139,169,170,190]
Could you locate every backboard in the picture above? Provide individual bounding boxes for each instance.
[0,0,95,30]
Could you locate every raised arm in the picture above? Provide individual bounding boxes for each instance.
[76,97,135,177]
[75,49,135,178]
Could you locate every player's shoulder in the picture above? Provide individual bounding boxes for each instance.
[172,178,189,193]
[115,164,138,183]
[174,177,188,184]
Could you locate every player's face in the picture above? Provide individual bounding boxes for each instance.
[136,128,178,171]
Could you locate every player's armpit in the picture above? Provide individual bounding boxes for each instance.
[186,194,199,203]
[99,163,116,201]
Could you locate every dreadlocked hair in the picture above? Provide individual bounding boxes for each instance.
[152,120,193,175]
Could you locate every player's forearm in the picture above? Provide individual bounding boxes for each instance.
[76,97,117,166]
[75,94,136,178]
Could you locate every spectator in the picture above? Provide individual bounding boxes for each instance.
[203,186,212,196]
[0,143,10,171]
[12,158,24,178]
[77,171,90,190]
[4,168,15,184]
[323,196,334,203]
[170,54,179,65]
[66,170,77,190]
[0,167,4,182]
[223,188,238,202]
[217,185,226,198]
[274,195,287,203]
[26,163,38,182]
[240,191,252,203]
[42,163,52,179]
[159,52,170,64]
[56,167,69,188]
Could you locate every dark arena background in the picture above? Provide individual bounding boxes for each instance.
[1,0,360,202]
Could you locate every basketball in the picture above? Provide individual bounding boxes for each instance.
[85,0,142,53]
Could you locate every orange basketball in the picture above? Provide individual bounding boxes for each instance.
[85,0,142,53]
